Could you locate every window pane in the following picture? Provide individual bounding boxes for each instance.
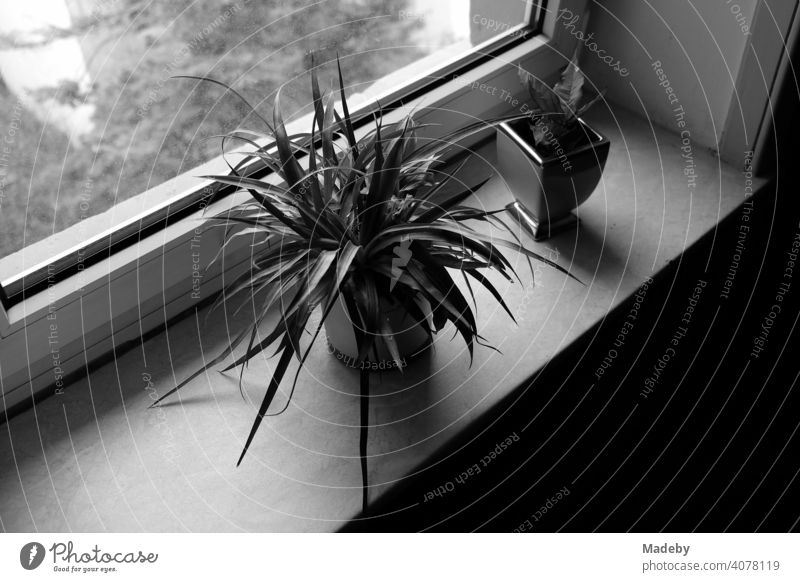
[0,0,528,259]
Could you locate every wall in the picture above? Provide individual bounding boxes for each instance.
[578,0,757,153]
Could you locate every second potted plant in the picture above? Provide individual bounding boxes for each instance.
[497,51,609,240]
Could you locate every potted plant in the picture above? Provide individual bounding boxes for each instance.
[152,60,571,510]
[497,51,609,240]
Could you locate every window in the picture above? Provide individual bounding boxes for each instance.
[1,0,591,416]
[0,0,533,305]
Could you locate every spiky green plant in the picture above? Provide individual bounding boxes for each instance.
[518,51,605,156]
[153,59,570,510]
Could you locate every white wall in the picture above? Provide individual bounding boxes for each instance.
[579,0,757,152]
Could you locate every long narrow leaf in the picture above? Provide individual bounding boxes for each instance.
[273,85,306,194]
[236,345,294,466]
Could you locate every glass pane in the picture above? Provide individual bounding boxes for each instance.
[0,0,528,259]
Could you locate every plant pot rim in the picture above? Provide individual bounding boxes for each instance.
[498,118,609,167]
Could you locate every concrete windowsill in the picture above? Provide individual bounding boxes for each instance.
[0,104,762,532]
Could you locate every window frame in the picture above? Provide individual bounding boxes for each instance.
[4,0,597,416]
[0,0,544,308]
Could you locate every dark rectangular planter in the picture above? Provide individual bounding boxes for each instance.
[496,118,610,240]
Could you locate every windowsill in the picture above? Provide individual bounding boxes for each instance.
[0,98,765,531]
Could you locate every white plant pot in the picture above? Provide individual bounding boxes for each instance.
[324,295,432,370]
